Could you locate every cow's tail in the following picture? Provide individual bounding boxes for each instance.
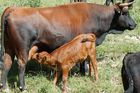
[122,53,134,93]
[1,7,14,62]
[0,9,6,62]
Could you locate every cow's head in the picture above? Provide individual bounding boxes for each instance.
[110,2,136,33]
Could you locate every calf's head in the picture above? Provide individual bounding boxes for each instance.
[32,51,57,66]
[32,52,49,64]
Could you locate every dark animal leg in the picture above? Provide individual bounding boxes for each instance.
[104,0,111,6]
[0,50,15,89]
[17,51,27,91]
[111,0,114,5]
[80,61,88,76]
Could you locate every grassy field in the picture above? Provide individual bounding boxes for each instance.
[0,0,140,93]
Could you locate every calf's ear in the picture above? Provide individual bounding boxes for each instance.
[36,53,40,60]
[42,56,47,62]
[81,38,88,43]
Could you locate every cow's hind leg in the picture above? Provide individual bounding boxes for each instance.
[17,50,28,91]
[0,50,15,89]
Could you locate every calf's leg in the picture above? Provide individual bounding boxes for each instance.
[88,61,93,76]
[62,69,69,93]
[89,53,98,80]
[91,59,98,80]
[53,70,61,87]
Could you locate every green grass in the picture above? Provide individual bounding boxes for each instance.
[0,0,140,93]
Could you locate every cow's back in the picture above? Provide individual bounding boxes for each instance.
[6,3,114,51]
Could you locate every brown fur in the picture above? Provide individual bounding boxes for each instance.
[30,33,98,93]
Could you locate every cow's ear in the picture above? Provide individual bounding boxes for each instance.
[114,7,121,14]
[114,3,121,14]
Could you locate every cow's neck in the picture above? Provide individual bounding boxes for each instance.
[90,5,115,34]
[89,5,116,45]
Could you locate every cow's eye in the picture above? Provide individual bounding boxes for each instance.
[122,12,129,15]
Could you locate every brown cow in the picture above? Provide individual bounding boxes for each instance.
[0,2,136,91]
[30,34,98,93]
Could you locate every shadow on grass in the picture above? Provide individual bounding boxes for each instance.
[6,59,100,91]
[6,60,54,89]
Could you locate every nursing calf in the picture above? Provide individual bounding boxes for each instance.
[30,34,98,93]
[121,52,140,93]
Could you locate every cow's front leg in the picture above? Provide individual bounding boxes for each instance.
[17,52,27,91]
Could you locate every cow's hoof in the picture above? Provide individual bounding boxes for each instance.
[19,86,24,91]
[0,84,9,92]
[0,83,3,89]
[1,87,10,93]
[19,86,27,91]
